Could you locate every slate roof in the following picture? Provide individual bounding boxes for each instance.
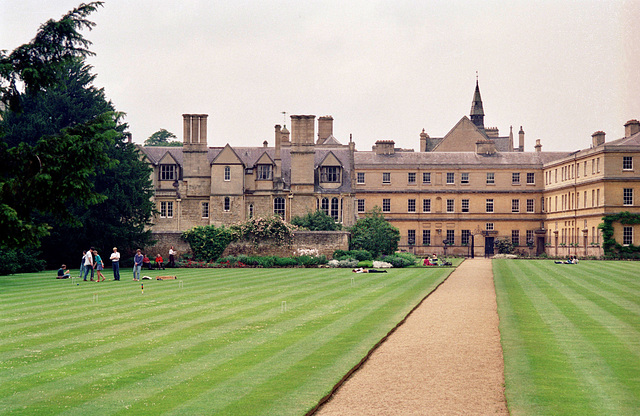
[355,150,570,168]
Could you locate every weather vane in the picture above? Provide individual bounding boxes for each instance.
[281,111,287,126]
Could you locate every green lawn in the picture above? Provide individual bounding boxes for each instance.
[0,266,451,415]
[494,259,640,416]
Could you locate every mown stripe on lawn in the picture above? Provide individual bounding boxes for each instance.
[0,269,351,410]
[496,260,640,416]
[1,268,448,415]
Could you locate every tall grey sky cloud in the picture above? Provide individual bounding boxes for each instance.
[2,0,639,152]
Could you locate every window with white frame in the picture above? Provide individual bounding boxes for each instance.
[274,197,285,216]
[224,166,231,181]
[321,197,329,215]
[408,230,416,245]
[623,156,633,170]
[446,172,455,184]
[486,222,494,231]
[422,172,431,184]
[446,199,454,213]
[320,166,341,183]
[461,229,470,245]
[408,172,416,184]
[383,172,391,184]
[623,226,633,245]
[422,229,431,245]
[224,197,230,212]
[624,188,633,206]
[527,172,535,184]
[331,197,339,220]
[257,164,273,180]
[408,199,416,213]
[512,172,520,184]
[461,172,469,184]
[383,198,391,212]
[486,172,495,184]
[486,199,494,213]
[357,199,365,213]
[160,201,173,218]
[160,164,177,181]
[527,199,534,213]
[446,229,455,245]
[526,230,534,245]
[512,230,520,246]
[202,202,209,218]
[357,172,365,184]
[461,199,469,213]
[423,199,431,213]
[512,199,520,213]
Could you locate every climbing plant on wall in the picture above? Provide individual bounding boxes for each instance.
[599,212,640,258]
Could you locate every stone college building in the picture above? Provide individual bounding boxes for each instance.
[141,82,640,258]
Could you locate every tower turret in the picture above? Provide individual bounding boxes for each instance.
[470,80,485,130]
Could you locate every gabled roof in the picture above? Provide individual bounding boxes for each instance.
[211,143,244,165]
[319,134,342,145]
[139,146,184,165]
[431,116,487,152]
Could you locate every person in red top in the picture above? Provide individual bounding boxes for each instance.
[142,254,152,270]
[155,254,165,270]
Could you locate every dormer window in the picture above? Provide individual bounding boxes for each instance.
[320,166,341,183]
[160,164,177,181]
[257,164,272,180]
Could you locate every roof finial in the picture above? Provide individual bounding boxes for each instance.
[476,71,478,83]
[281,111,287,127]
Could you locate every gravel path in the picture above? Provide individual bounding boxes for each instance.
[314,258,509,416]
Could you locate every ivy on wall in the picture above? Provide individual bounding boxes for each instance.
[599,211,640,258]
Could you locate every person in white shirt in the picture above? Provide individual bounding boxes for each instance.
[110,247,121,280]
[168,246,176,268]
[82,248,94,281]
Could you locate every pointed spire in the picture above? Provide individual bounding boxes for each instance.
[470,76,485,130]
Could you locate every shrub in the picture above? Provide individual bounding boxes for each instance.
[349,207,400,257]
[494,237,515,254]
[392,252,417,264]
[274,257,298,267]
[332,249,372,261]
[338,259,358,268]
[0,248,46,275]
[381,255,413,268]
[357,260,373,268]
[229,216,296,246]
[182,225,235,262]
[291,210,342,231]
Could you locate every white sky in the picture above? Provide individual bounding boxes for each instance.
[2,0,639,152]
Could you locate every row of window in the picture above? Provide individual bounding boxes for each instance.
[357,171,536,185]
[406,228,536,246]
[357,198,537,213]
[158,198,286,219]
[543,156,631,185]
[545,188,633,212]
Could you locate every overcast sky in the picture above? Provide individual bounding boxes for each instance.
[2,1,639,152]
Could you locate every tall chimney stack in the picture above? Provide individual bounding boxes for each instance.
[625,119,640,137]
[592,131,605,147]
[317,116,334,144]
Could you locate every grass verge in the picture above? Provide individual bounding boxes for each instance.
[0,266,452,415]
[494,259,640,416]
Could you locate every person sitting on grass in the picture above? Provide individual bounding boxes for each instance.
[155,254,165,270]
[57,264,71,279]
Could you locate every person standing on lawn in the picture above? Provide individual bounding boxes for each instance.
[94,250,105,282]
[133,249,143,281]
[168,246,176,268]
[110,247,120,280]
[82,248,94,281]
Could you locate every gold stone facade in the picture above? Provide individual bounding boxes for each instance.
[141,85,640,258]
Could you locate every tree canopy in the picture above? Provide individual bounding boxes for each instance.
[144,129,181,146]
[291,210,342,231]
[0,2,154,264]
[349,206,400,257]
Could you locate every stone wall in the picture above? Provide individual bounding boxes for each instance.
[222,230,350,258]
[146,231,191,259]
[147,230,350,261]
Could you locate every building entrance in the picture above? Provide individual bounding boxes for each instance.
[484,237,495,257]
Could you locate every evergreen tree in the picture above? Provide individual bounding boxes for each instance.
[0,3,154,267]
[144,129,181,146]
[349,207,400,258]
